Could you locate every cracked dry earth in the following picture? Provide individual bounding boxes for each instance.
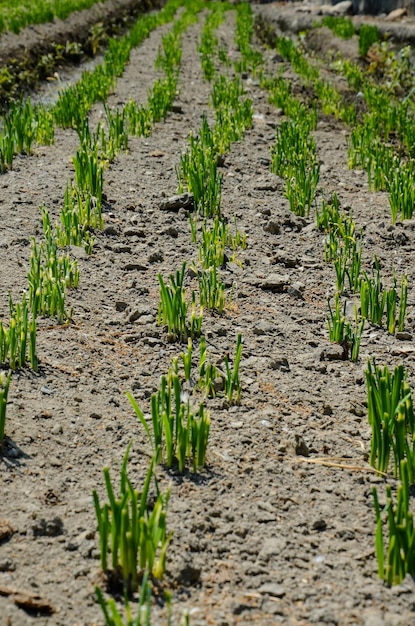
[2,4,415,626]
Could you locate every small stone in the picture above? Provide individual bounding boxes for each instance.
[0,519,14,542]
[103,225,119,236]
[90,412,102,420]
[164,226,179,237]
[126,306,153,323]
[385,7,407,21]
[0,558,16,571]
[112,244,131,253]
[396,331,413,341]
[258,583,286,598]
[32,516,64,537]
[159,193,194,212]
[312,518,327,531]
[261,273,290,292]
[253,320,275,335]
[123,228,145,237]
[264,220,280,235]
[51,424,63,435]
[115,301,128,312]
[68,245,89,260]
[148,251,163,263]
[41,386,54,395]
[288,281,305,299]
[320,344,347,361]
[171,556,201,585]
[269,356,289,371]
[123,262,148,271]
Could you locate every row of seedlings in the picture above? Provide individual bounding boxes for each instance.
[248,6,415,588]
[90,3,213,624]
[0,0,184,172]
[95,6,256,620]
[0,9,196,609]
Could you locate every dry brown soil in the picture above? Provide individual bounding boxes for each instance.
[1,3,415,626]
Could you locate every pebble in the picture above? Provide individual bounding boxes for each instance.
[253,320,275,335]
[258,582,286,598]
[0,557,16,572]
[123,262,148,271]
[260,273,290,292]
[269,356,289,371]
[159,192,194,211]
[263,220,280,234]
[32,516,64,537]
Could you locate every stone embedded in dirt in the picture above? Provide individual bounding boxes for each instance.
[0,519,14,543]
[112,243,131,253]
[253,177,279,192]
[126,305,153,323]
[258,582,286,598]
[159,192,194,212]
[148,250,164,263]
[115,300,128,312]
[273,251,299,267]
[263,220,281,234]
[320,343,348,361]
[68,245,89,260]
[32,516,64,538]
[288,281,305,299]
[164,225,179,237]
[269,356,290,371]
[253,320,275,335]
[312,518,327,531]
[103,225,119,236]
[171,556,202,585]
[386,8,407,21]
[123,261,148,271]
[123,227,145,237]
[0,557,15,572]
[281,433,310,457]
[260,273,290,291]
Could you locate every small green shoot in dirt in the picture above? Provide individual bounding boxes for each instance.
[93,446,172,592]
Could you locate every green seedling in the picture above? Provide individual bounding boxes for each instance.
[199,335,220,398]
[387,160,415,223]
[360,261,386,326]
[93,447,172,592]
[197,266,226,313]
[0,294,37,371]
[366,360,415,480]
[180,338,193,382]
[321,16,355,39]
[373,460,415,587]
[28,232,78,323]
[359,24,380,58]
[223,334,243,405]
[327,295,363,361]
[128,374,210,473]
[0,372,11,446]
[234,1,263,74]
[158,263,202,340]
[96,573,190,626]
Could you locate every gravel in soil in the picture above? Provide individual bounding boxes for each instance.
[1,4,415,626]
